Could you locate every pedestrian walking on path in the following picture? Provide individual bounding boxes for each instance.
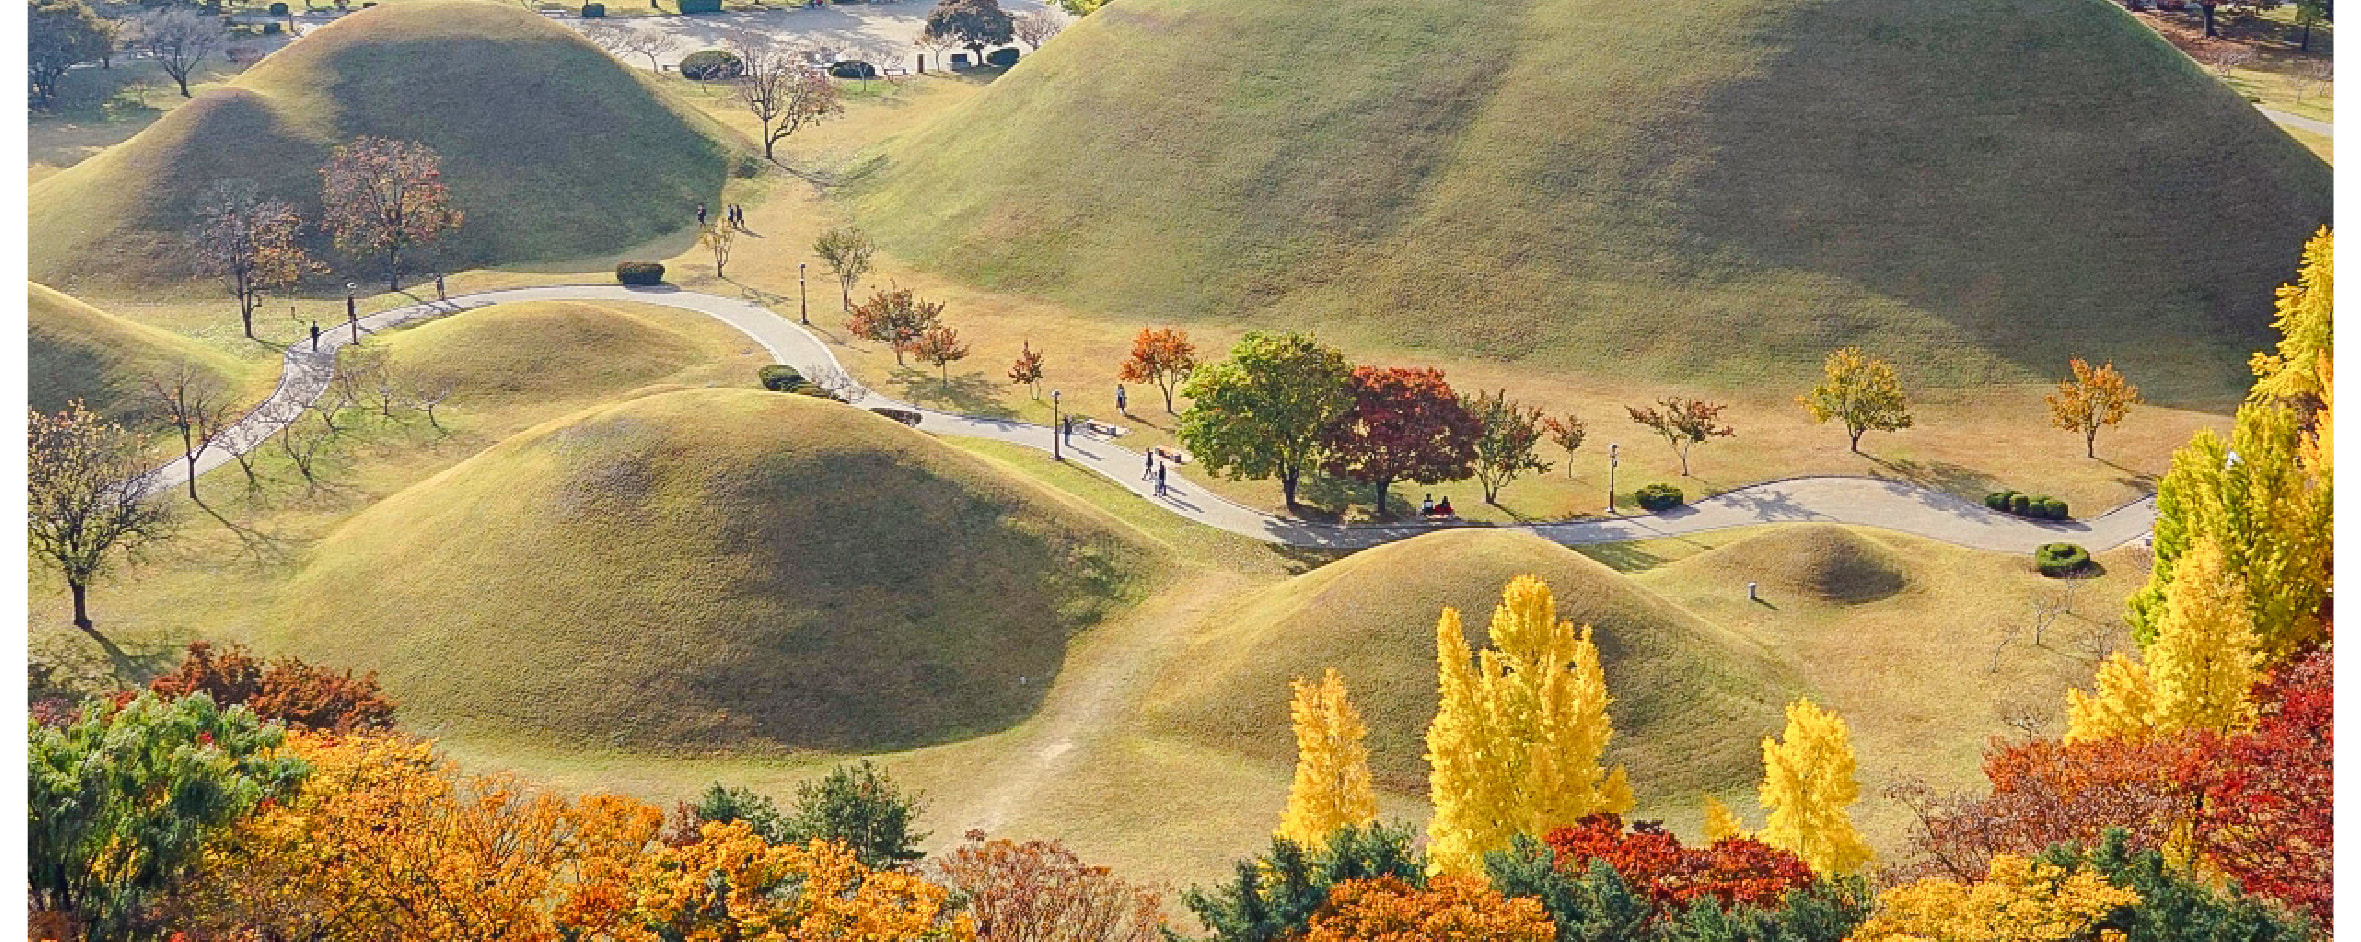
[309,321,319,352]
[435,273,446,300]
[1143,449,1155,481]
[1156,462,1168,496]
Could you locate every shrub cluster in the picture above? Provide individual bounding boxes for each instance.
[2035,542,2092,577]
[1633,483,1684,512]
[615,261,665,285]
[984,47,1019,68]
[581,1,605,14]
[829,59,876,79]
[679,48,744,79]
[758,364,806,392]
[1986,491,2070,520]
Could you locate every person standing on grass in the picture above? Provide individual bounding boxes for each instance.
[696,202,707,225]
[1116,384,1128,416]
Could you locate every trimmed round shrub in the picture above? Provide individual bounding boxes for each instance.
[1633,483,1684,512]
[984,47,1019,67]
[261,20,281,32]
[758,365,806,392]
[1985,491,2015,511]
[2042,497,2071,520]
[615,261,665,285]
[2035,542,2091,577]
[2008,493,2032,515]
[268,1,288,12]
[581,1,605,14]
[680,49,745,80]
[829,60,876,79]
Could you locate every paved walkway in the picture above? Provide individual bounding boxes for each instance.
[150,284,2159,553]
[2259,106,2332,137]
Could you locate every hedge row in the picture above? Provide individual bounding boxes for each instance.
[615,261,665,285]
[1986,491,2069,521]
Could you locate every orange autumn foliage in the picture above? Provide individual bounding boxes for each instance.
[608,820,973,941]
[1299,876,1554,942]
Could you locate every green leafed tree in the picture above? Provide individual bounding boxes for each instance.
[29,0,114,106]
[1176,331,1354,512]
[30,692,310,940]
[783,760,929,870]
[1469,389,1552,503]
[924,0,1015,66]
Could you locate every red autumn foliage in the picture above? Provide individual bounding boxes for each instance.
[1889,736,2206,883]
[2188,645,2331,927]
[1542,813,1814,917]
[145,641,397,732]
[1320,366,1480,519]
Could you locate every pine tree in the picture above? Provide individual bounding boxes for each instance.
[1701,795,1746,843]
[1425,576,1631,876]
[1756,699,1872,878]
[1279,669,1380,847]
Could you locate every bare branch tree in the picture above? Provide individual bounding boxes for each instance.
[330,346,387,429]
[583,22,675,71]
[30,402,174,632]
[132,8,227,97]
[729,35,845,161]
[1012,8,1063,50]
[409,379,455,433]
[142,364,234,502]
[2203,44,2256,79]
[276,411,337,490]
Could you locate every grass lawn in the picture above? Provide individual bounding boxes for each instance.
[29,54,251,184]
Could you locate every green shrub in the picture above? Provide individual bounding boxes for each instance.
[581,1,604,14]
[783,760,927,869]
[615,261,665,285]
[267,1,287,12]
[2008,493,2032,515]
[1633,483,1684,512]
[679,48,743,79]
[758,365,806,392]
[2035,542,2091,577]
[984,47,1019,68]
[829,60,876,79]
[261,20,280,33]
[1985,491,2014,511]
[2042,497,2070,520]
[676,0,721,12]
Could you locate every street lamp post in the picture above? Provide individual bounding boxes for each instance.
[346,283,359,343]
[1051,389,1062,461]
[799,263,809,326]
[1607,442,1619,514]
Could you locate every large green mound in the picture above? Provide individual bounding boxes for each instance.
[269,388,1159,750]
[1143,529,1798,797]
[1678,524,1913,605]
[853,0,2328,399]
[29,0,729,289]
[29,282,243,421]
[378,300,708,409]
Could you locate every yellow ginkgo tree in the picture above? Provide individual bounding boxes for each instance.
[1278,669,1380,848]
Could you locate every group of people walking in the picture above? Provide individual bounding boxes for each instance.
[695,203,748,228]
[1142,448,1171,497]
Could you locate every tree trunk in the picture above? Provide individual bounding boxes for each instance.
[1678,445,1692,476]
[2301,20,2312,50]
[1281,467,1301,511]
[175,71,191,96]
[2087,428,2099,459]
[239,298,255,339]
[70,581,91,631]
[1161,383,1175,413]
[1371,478,1391,520]
[841,283,851,312]
[1849,426,1865,454]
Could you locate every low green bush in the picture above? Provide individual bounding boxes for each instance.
[677,0,721,11]
[1633,483,1684,512]
[758,365,806,392]
[679,49,744,79]
[267,1,288,12]
[261,20,280,32]
[984,47,1019,67]
[829,60,876,79]
[2008,493,2032,515]
[1985,491,2015,511]
[615,261,665,285]
[581,1,604,14]
[2035,542,2091,577]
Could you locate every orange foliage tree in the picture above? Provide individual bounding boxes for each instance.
[606,820,973,941]
[935,830,1164,941]
[1541,813,1815,918]
[1299,875,1553,942]
[2046,357,2142,458]
[1118,328,1198,413]
[144,641,397,732]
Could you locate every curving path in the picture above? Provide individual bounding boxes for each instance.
[150,284,2158,554]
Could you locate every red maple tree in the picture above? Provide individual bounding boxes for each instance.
[319,136,462,292]
[1543,813,1814,917]
[2188,645,2331,926]
[1320,367,1479,519]
[145,641,397,732]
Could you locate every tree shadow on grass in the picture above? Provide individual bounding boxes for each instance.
[888,367,1019,419]
[1866,454,2000,502]
[1572,541,1672,573]
[2097,458,2159,494]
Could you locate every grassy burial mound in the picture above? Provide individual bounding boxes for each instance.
[1675,524,1914,605]
[29,282,243,422]
[1143,529,1798,798]
[270,388,1160,751]
[852,0,2329,400]
[371,300,752,421]
[29,0,730,290]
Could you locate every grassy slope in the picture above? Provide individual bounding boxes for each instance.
[851,0,2329,401]
[29,282,246,421]
[1143,529,1800,801]
[263,388,1164,752]
[28,0,731,292]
